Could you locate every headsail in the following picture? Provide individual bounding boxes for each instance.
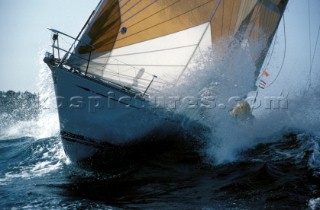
[68,0,288,93]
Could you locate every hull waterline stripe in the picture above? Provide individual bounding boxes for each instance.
[61,131,117,149]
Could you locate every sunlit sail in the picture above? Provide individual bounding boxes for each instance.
[66,0,287,93]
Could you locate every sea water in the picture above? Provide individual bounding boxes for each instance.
[1,43,320,209]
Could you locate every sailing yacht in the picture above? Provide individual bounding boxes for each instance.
[44,0,288,166]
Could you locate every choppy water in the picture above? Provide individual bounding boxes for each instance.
[0,132,319,209]
[1,86,320,209]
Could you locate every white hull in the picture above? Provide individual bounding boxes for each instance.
[49,66,183,164]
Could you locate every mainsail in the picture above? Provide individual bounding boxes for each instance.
[68,0,288,92]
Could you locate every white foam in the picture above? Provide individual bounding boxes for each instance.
[0,139,70,185]
[309,198,320,210]
[158,29,320,165]
[0,50,59,140]
[0,51,65,184]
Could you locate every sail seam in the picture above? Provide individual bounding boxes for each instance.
[121,0,143,17]
[126,0,182,29]
[122,0,159,25]
[91,0,128,34]
[119,0,131,10]
[100,0,215,49]
[97,0,161,43]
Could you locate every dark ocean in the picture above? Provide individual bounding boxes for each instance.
[0,131,320,209]
[1,91,320,209]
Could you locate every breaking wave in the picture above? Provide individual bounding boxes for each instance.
[159,35,320,169]
[0,56,59,140]
[0,56,64,184]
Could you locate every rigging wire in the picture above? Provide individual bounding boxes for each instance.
[262,31,278,72]
[307,0,313,90]
[252,12,286,106]
[306,0,320,91]
[312,25,320,70]
[307,24,320,91]
[250,1,268,106]
[266,15,287,88]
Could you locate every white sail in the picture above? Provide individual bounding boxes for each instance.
[67,0,288,93]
